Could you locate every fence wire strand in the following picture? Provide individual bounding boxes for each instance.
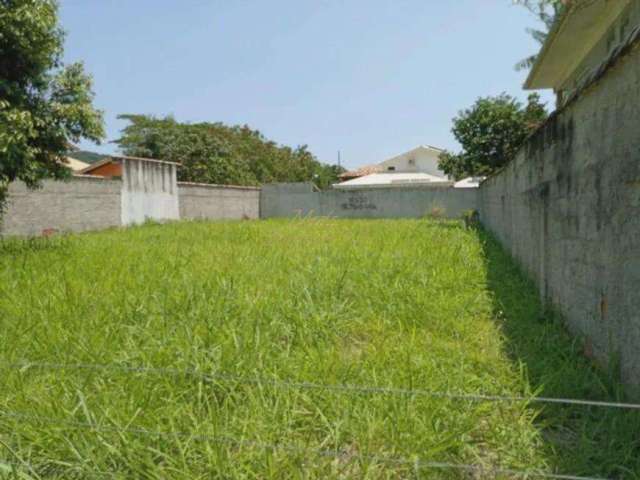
[3,361,640,410]
[0,460,114,479]
[0,410,610,480]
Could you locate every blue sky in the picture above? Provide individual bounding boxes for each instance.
[59,0,554,170]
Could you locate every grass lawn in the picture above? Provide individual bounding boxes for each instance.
[0,219,638,479]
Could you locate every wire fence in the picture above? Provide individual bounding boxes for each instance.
[0,410,610,480]
[1,360,637,479]
[0,460,114,479]
[2,361,640,410]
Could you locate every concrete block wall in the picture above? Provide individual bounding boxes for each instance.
[260,182,478,219]
[260,183,321,218]
[322,187,477,219]
[479,43,640,392]
[0,176,122,236]
[1,177,261,237]
[178,182,260,220]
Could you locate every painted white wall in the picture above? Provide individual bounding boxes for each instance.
[120,158,180,225]
[378,146,447,178]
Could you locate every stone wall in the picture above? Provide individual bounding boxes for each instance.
[178,183,260,220]
[0,176,122,236]
[479,43,640,391]
[261,183,478,219]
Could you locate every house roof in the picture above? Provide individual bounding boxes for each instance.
[339,164,383,179]
[379,144,443,165]
[79,155,181,175]
[388,145,443,157]
[525,0,632,90]
[60,156,90,172]
[333,172,452,189]
[340,145,445,180]
[78,157,114,175]
[109,155,181,166]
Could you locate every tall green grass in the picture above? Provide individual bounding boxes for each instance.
[0,219,637,479]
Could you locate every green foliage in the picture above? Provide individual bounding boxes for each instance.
[461,209,480,229]
[0,220,637,477]
[115,115,344,189]
[438,93,548,180]
[66,150,107,164]
[0,0,105,213]
[514,0,566,71]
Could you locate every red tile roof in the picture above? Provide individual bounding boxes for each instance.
[339,164,383,180]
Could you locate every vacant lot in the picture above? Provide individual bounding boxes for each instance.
[0,219,638,479]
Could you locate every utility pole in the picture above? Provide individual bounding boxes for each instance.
[337,150,341,167]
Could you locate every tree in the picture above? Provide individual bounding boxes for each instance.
[514,0,566,71]
[115,115,345,189]
[312,164,347,190]
[438,93,547,180]
[0,0,105,213]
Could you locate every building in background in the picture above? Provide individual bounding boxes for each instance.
[79,157,127,177]
[454,176,486,189]
[338,164,383,182]
[334,145,452,189]
[377,145,447,176]
[334,172,452,190]
[60,157,90,172]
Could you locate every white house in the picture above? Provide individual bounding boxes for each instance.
[335,145,451,190]
[378,145,447,177]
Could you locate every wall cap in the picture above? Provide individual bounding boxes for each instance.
[178,181,260,191]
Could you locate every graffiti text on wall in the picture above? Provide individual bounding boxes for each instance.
[341,195,378,210]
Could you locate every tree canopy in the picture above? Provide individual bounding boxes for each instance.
[438,93,547,180]
[0,0,104,212]
[514,0,566,70]
[115,115,344,189]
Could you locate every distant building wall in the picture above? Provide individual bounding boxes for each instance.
[120,158,180,225]
[178,182,260,220]
[478,40,640,392]
[0,176,122,236]
[261,183,477,219]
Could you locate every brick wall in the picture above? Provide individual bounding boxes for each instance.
[1,178,261,237]
[0,176,122,236]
